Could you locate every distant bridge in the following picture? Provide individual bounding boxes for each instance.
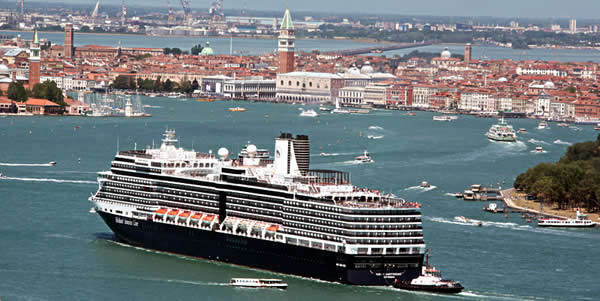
[330,41,433,56]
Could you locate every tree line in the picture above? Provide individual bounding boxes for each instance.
[514,134,600,212]
[6,81,66,107]
[111,75,199,94]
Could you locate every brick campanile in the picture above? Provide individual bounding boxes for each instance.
[65,23,74,58]
[29,29,41,86]
[278,6,295,74]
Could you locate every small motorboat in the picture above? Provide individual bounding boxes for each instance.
[367,135,383,139]
[299,109,319,117]
[455,216,483,226]
[557,123,569,127]
[320,152,331,157]
[595,123,600,130]
[229,107,247,112]
[537,121,549,129]
[407,112,416,116]
[49,161,57,166]
[420,181,431,188]
[532,146,545,153]
[229,278,288,289]
[553,139,563,144]
[319,106,332,112]
[517,128,527,133]
[453,192,464,198]
[355,150,373,163]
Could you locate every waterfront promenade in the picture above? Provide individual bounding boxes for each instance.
[501,188,600,221]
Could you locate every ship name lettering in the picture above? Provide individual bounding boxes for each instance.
[115,217,139,227]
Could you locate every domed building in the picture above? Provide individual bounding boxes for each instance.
[347,63,361,75]
[200,41,214,56]
[544,81,555,89]
[440,47,452,59]
[360,61,374,74]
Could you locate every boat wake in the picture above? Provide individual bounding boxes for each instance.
[0,162,55,167]
[404,185,437,192]
[368,125,384,130]
[1,177,96,184]
[427,217,596,238]
[553,140,572,145]
[527,138,549,145]
[367,135,384,140]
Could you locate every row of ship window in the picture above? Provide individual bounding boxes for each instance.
[105,175,153,186]
[283,220,423,243]
[112,163,161,173]
[283,199,419,216]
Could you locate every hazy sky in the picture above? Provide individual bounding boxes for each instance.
[52,0,600,18]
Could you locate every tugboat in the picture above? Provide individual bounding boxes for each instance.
[394,251,464,294]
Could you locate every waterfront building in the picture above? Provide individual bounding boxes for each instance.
[278,6,295,74]
[28,29,40,86]
[534,91,551,117]
[65,23,74,58]
[24,98,60,115]
[201,75,233,95]
[459,88,493,112]
[363,82,391,107]
[412,84,440,108]
[276,72,343,103]
[223,79,276,99]
[550,99,576,119]
[386,82,413,107]
[338,86,365,106]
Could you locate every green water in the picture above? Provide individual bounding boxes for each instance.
[0,99,599,300]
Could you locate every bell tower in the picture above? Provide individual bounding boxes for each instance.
[278,6,295,74]
[28,29,41,86]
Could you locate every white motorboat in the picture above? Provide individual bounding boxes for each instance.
[432,115,456,122]
[229,278,288,289]
[538,209,597,227]
[367,135,383,139]
[299,109,319,117]
[420,181,431,188]
[355,150,373,163]
[49,161,57,166]
[319,106,332,112]
[454,216,483,226]
[532,146,545,153]
[320,152,332,157]
[557,123,569,127]
[537,121,549,129]
[486,117,517,142]
[517,128,528,134]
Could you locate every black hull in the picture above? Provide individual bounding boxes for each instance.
[98,212,423,285]
[393,282,464,294]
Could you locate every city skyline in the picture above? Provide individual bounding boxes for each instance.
[44,0,600,18]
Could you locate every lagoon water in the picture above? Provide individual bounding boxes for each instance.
[1,99,599,300]
[3,30,600,62]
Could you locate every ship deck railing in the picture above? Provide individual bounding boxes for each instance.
[119,150,152,159]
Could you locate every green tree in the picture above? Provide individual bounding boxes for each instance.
[191,44,204,55]
[111,75,135,90]
[30,80,65,107]
[163,79,173,92]
[191,79,199,91]
[7,81,28,102]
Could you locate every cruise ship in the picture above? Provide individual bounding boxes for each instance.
[89,130,427,285]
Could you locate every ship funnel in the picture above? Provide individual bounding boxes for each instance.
[273,132,310,177]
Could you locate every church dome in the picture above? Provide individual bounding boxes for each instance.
[200,41,214,56]
[0,64,9,75]
[360,61,374,74]
[544,81,555,89]
[498,77,508,82]
[347,63,360,75]
[440,47,452,59]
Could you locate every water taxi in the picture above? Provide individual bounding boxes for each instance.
[299,109,319,117]
[420,181,431,188]
[537,121,549,129]
[229,278,288,289]
[49,161,57,166]
[538,209,597,227]
[517,128,528,134]
[532,146,545,153]
[355,150,373,163]
[197,98,215,102]
[229,107,247,112]
[433,115,456,122]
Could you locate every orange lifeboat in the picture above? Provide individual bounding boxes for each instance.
[155,208,168,216]
[266,225,279,233]
[179,211,191,218]
[202,214,216,224]
[190,213,203,220]
[167,209,179,216]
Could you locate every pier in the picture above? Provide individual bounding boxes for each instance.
[330,41,433,56]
